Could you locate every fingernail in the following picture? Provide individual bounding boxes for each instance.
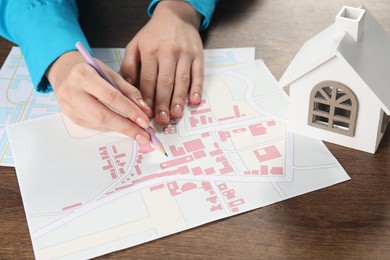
[135,134,150,146]
[137,98,150,109]
[158,110,169,123]
[193,92,201,103]
[136,117,149,129]
[173,104,182,116]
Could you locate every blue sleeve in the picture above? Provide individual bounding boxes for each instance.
[148,0,218,31]
[0,0,91,93]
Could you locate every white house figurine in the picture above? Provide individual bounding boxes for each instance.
[279,5,390,154]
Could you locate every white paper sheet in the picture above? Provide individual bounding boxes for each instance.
[0,47,255,166]
[7,59,350,259]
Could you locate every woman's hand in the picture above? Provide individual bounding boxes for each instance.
[121,0,204,125]
[46,51,153,145]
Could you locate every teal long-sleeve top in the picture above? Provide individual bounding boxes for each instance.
[0,0,217,93]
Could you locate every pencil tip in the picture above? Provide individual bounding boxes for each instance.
[164,153,168,157]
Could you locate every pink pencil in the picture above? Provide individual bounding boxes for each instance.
[75,41,168,157]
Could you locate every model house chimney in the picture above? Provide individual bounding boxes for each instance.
[335,6,366,42]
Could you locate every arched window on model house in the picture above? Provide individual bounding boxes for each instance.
[308,81,358,137]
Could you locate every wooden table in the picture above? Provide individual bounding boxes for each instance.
[1,0,389,259]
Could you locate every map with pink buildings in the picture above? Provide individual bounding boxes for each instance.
[0,47,254,166]
[7,58,350,259]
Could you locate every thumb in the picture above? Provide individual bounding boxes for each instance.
[120,40,140,86]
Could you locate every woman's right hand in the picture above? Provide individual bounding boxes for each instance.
[45,51,153,146]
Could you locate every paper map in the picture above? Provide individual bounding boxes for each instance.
[0,48,59,166]
[6,50,350,259]
[0,47,255,166]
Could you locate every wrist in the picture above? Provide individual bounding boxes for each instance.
[154,0,202,29]
[46,51,85,89]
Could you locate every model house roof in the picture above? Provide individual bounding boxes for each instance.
[279,6,390,114]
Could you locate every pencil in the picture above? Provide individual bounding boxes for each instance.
[75,41,168,157]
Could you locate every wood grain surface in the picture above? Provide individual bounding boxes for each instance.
[0,0,389,259]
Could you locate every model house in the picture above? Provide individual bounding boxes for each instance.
[279,5,390,153]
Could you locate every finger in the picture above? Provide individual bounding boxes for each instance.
[155,55,177,125]
[120,41,140,86]
[170,56,192,119]
[139,55,158,110]
[189,56,204,105]
[66,92,151,146]
[83,73,150,130]
[103,62,153,117]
